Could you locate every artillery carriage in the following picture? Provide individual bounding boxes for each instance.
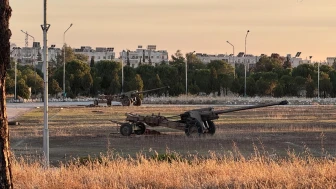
[95,86,168,106]
[113,100,289,137]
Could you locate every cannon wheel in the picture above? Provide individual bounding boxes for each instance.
[206,120,216,135]
[133,97,142,106]
[107,99,112,106]
[121,98,131,106]
[94,100,99,106]
[185,119,202,137]
[120,123,133,136]
[134,122,146,135]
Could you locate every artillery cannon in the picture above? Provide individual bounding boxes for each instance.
[95,86,169,106]
[113,100,288,136]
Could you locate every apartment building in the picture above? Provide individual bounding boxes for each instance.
[73,46,116,63]
[119,45,169,68]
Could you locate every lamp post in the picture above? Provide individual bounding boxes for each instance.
[11,48,17,100]
[226,41,235,78]
[63,23,73,101]
[186,51,195,96]
[21,30,36,97]
[318,60,320,99]
[41,0,51,167]
[244,30,250,97]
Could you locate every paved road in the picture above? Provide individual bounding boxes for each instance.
[6,101,96,121]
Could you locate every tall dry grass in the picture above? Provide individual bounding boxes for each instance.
[11,149,336,189]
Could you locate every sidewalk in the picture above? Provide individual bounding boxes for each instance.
[7,107,31,121]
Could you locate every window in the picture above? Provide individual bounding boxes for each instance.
[103,56,106,59]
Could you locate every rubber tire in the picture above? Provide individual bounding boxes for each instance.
[134,122,146,135]
[107,99,112,106]
[120,123,133,136]
[94,100,99,106]
[121,98,131,106]
[133,97,142,106]
[207,120,216,135]
[185,119,202,137]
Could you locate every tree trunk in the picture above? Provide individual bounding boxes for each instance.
[0,0,13,188]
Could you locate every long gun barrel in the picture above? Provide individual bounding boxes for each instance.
[194,100,289,121]
[133,86,169,95]
[212,100,288,115]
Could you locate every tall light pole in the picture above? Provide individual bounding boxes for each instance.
[11,48,17,100]
[226,41,235,78]
[244,30,250,97]
[318,60,320,99]
[63,23,73,101]
[21,30,36,97]
[186,51,195,96]
[41,0,50,168]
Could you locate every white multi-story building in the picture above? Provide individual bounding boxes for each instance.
[73,46,116,63]
[195,52,260,68]
[119,45,169,68]
[327,57,336,65]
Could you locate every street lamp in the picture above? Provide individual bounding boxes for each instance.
[10,47,17,100]
[318,60,320,99]
[186,51,195,96]
[63,23,73,100]
[21,30,36,97]
[226,41,235,78]
[244,30,250,97]
[41,0,51,167]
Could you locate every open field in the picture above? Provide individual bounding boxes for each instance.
[9,104,336,164]
[8,103,336,188]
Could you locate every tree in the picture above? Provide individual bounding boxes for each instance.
[0,0,13,186]
[0,0,14,187]
[90,56,95,67]
[283,56,292,69]
[305,75,315,98]
[49,79,62,97]
[319,73,332,98]
[134,74,144,98]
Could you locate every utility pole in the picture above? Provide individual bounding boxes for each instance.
[63,23,73,101]
[244,30,250,97]
[186,51,195,96]
[41,0,50,168]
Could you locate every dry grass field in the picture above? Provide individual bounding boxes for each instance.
[9,104,336,188]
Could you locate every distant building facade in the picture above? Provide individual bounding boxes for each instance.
[327,57,336,65]
[195,52,260,69]
[119,45,169,68]
[73,46,116,63]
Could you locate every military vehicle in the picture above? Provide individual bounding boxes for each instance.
[112,100,288,136]
[95,86,169,106]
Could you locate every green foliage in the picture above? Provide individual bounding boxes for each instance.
[305,75,315,98]
[94,60,121,94]
[134,74,144,92]
[256,78,269,96]
[273,83,284,97]
[246,77,256,96]
[64,60,93,97]
[49,79,62,97]
[254,55,282,72]
[151,152,180,163]
[319,73,332,98]
[17,78,30,99]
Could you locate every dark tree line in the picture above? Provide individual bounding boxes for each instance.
[7,48,336,99]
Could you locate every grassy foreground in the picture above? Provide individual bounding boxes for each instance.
[11,150,336,189]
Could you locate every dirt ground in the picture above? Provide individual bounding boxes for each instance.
[9,104,336,166]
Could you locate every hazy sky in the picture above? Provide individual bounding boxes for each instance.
[9,0,336,61]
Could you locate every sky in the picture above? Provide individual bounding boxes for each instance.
[9,0,336,61]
